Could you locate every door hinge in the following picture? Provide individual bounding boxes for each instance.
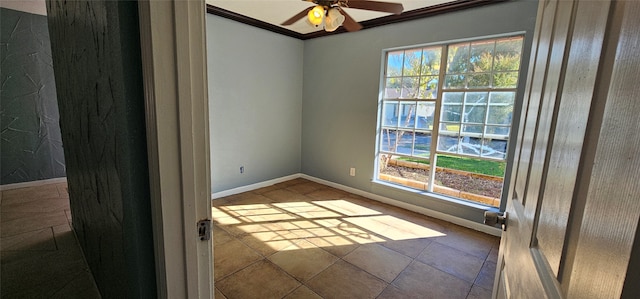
[484,211,508,231]
[197,219,212,241]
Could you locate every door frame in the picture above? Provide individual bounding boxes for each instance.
[138,1,213,298]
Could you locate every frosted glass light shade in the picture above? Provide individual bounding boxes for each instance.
[324,8,345,32]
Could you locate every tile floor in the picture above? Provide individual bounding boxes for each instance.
[213,178,500,299]
[1,178,499,299]
[1,182,101,298]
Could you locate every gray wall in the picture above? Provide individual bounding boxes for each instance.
[0,8,65,185]
[301,0,538,222]
[207,15,304,193]
[46,1,156,298]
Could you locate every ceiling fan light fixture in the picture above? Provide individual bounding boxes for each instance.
[324,7,345,32]
[307,5,325,26]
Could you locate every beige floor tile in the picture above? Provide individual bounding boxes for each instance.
[263,189,313,203]
[214,239,262,281]
[432,227,495,259]
[252,184,284,194]
[393,261,472,299]
[286,182,324,194]
[312,199,383,217]
[0,227,57,251]
[1,211,69,237]
[1,184,61,204]
[55,183,69,198]
[215,287,227,299]
[238,230,302,256]
[416,242,484,283]
[487,245,499,263]
[48,269,101,299]
[268,240,338,281]
[1,248,91,298]
[306,260,387,299]
[467,284,492,299]
[283,285,322,299]
[220,219,293,237]
[474,261,497,290]
[377,284,422,299]
[1,197,70,214]
[217,260,300,299]
[305,188,347,200]
[303,235,360,257]
[380,238,432,258]
[213,225,235,246]
[343,243,412,283]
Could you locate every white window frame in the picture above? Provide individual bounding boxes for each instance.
[376,34,524,205]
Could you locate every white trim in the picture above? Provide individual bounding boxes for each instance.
[211,174,302,199]
[138,1,212,298]
[211,173,501,237]
[0,177,67,191]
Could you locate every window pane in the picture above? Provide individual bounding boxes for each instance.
[387,51,404,76]
[485,126,510,136]
[460,136,482,155]
[467,73,491,88]
[439,123,460,134]
[401,77,419,98]
[464,92,488,104]
[382,102,399,127]
[398,102,417,128]
[482,138,508,159]
[414,132,431,158]
[421,47,441,75]
[442,104,462,122]
[444,74,466,89]
[463,92,488,123]
[384,78,401,98]
[462,124,483,134]
[403,49,422,76]
[494,38,522,71]
[418,76,438,99]
[447,43,469,74]
[463,105,486,123]
[380,129,397,152]
[443,92,463,122]
[470,41,494,72]
[437,134,459,153]
[416,102,435,130]
[493,71,519,88]
[396,131,414,155]
[487,92,515,125]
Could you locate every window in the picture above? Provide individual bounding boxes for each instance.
[377,36,524,207]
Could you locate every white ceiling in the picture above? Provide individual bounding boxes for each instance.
[206,0,457,34]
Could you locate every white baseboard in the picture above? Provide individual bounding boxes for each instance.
[211,173,501,237]
[211,174,303,199]
[301,174,501,237]
[0,177,67,191]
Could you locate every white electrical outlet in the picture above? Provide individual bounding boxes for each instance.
[349,167,356,176]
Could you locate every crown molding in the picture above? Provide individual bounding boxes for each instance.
[206,0,508,40]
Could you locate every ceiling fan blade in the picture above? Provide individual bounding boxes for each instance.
[281,6,314,25]
[344,0,404,14]
[337,8,363,32]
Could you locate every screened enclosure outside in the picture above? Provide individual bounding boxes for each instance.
[377,36,523,207]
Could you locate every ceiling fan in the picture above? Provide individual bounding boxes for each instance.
[281,0,404,32]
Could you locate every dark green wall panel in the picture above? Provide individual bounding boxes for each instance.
[0,8,66,185]
[46,1,156,298]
